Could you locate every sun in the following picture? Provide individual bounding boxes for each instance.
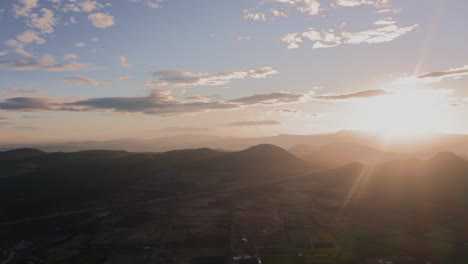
[349,86,452,140]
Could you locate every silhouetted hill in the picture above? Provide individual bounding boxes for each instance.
[318,152,468,208]
[188,144,311,175]
[0,148,46,160]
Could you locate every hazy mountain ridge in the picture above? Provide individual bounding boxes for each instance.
[5,131,468,157]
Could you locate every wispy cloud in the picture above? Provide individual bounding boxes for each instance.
[74,42,86,47]
[0,90,315,116]
[63,53,79,60]
[63,76,111,86]
[0,97,82,111]
[145,67,278,88]
[313,89,387,101]
[0,55,103,71]
[418,65,468,81]
[227,120,281,126]
[120,56,134,68]
[332,0,391,8]
[395,65,468,85]
[1,86,48,99]
[158,126,211,132]
[129,0,165,9]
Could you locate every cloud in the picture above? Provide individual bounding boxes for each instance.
[16,30,46,44]
[3,39,34,57]
[21,115,50,119]
[232,33,252,40]
[229,91,313,105]
[273,107,318,119]
[60,1,100,12]
[0,97,81,111]
[418,65,468,81]
[117,76,133,80]
[145,66,278,88]
[63,76,111,86]
[376,8,402,14]
[1,86,48,98]
[0,55,103,71]
[88,13,114,28]
[281,22,418,49]
[270,9,288,18]
[186,95,217,102]
[274,0,321,15]
[129,0,165,8]
[227,120,281,126]
[0,90,314,116]
[28,8,57,34]
[63,53,79,60]
[13,0,38,18]
[395,65,468,85]
[246,0,320,21]
[333,0,391,8]
[244,10,267,21]
[158,126,211,132]
[75,42,86,47]
[313,89,387,101]
[120,56,134,68]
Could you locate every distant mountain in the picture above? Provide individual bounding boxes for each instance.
[290,142,401,168]
[4,131,468,155]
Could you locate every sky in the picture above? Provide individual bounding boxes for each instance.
[0,0,468,143]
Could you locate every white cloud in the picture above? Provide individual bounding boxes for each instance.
[88,13,115,28]
[333,0,391,8]
[120,56,134,68]
[16,30,46,44]
[376,8,402,14]
[272,0,321,15]
[244,10,267,21]
[271,9,288,18]
[281,21,418,49]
